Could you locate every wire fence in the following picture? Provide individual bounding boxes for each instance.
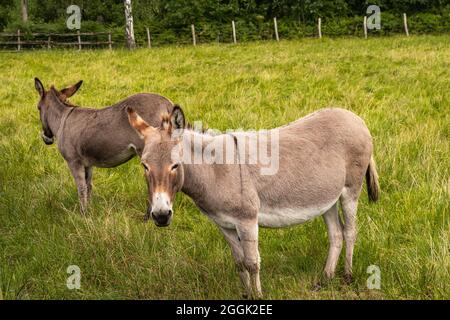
[0,13,445,51]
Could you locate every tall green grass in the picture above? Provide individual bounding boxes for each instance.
[0,35,448,299]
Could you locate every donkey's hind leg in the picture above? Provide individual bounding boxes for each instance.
[340,187,360,284]
[85,166,93,202]
[68,161,88,213]
[322,203,344,280]
[237,223,262,299]
[219,226,251,298]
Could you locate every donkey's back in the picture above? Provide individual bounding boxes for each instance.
[61,93,174,167]
[249,108,376,227]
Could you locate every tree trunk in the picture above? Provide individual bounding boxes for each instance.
[21,0,28,22]
[124,0,136,49]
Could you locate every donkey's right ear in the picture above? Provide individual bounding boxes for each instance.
[35,78,45,98]
[60,80,83,99]
[126,107,155,139]
[171,105,185,130]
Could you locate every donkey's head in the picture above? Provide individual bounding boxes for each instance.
[127,106,185,227]
[34,78,83,145]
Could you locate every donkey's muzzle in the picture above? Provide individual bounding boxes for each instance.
[41,132,54,145]
[151,210,173,227]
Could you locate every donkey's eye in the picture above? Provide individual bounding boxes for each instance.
[142,163,149,171]
[171,163,179,171]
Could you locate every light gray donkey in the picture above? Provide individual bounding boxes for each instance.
[34,78,175,212]
[127,105,379,298]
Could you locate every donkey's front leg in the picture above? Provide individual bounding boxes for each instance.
[219,226,251,298]
[237,223,262,299]
[67,161,88,213]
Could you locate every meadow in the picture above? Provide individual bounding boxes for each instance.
[0,35,448,299]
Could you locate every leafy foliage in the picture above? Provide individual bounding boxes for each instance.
[0,1,449,45]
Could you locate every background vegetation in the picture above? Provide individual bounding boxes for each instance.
[0,35,448,299]
[0,0,449,47]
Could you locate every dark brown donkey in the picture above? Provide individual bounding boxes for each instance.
[34,78,175,212]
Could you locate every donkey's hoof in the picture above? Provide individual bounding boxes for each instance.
[311,281,323,292]
[344,274,353,285]
[242,292,263,300]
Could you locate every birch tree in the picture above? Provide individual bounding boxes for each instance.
[124,0,136,49]
[21,0,28,22]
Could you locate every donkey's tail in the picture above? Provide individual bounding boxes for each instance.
[366,156,380,202]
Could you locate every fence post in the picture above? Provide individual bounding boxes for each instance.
[274,17,279,41]
[146,27,151,48]
[191,24,196,46]
[17,29,21,51]
[77,30,81,50]
[318,18,322,38]
[364,16,368,39]
[403,13,409,37]
[47,35,51,49]
[232,20,237,44]
[108,32,112,49]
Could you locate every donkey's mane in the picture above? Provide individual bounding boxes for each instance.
[62,99,78,107]
[185,119,220,135]
[185,121,207,133]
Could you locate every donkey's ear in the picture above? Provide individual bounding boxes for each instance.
[60,80,83,99]
[127,107,154,139]
[35,78,45,98]
[171,105,185,130]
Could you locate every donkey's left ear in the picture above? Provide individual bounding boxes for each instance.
[60,80,83,99]
[35,78,45,98]
[171,105,185,130]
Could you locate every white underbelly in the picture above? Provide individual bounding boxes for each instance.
[207,197,339,230]
[258,198,338,228]
[208,213,238,229]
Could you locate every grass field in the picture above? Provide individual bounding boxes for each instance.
[0,35,449,300]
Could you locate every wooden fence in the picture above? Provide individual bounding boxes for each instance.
[172,13,411,46]
[0,13,418,51]
[0,30,113,51]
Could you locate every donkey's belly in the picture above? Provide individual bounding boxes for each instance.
[258,197,339,228]
[91,146,136,168]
